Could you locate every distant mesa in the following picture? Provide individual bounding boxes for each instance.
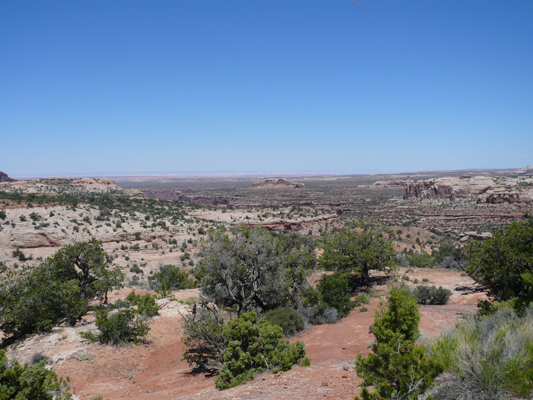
[251,178,304,189]
[517,165,533,175]
[0,171,15,183]
[404,175,533,204]
[372,180,406,188]
[72,177,117,187]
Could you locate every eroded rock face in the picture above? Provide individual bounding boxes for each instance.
[404,176,533,204]
[373,180,407,188]
[251,178,304,189]
[477,192,531,204]
[0,172,15,182]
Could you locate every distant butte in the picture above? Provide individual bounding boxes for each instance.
[0,171,15,182]
[251,178,304,189]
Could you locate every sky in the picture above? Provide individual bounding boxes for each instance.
[1,1,532,177]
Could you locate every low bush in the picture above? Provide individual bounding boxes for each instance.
[148,264,196,292]
[354,293,370,306]
[428,306,533,399]
[413,285,451,305]
[0,349,72,399]
[123,291,159,317]
[264,307,305,337]
[93,305,150,345]
[298,287,339,325]
[298,304,339,325]
[318,272,356,318]
[215,312,307,390]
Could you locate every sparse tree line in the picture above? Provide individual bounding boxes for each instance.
[1,213,533,398]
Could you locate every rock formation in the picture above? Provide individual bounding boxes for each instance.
[373,180,406,188]
[0,172,15,182]
[404,176,533,204]
[251,178,304,189]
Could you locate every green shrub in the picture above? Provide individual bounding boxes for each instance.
[124,291,159,317]
[319,221,396,285]
[428,306,533,399]
[318,272,356,318]
[0,264,87,340]
[148,264,196,292]
[0,349,72,399]
[215,312,306,390]
[371,285,420,343]
[93,305,150,344]
[29,212,41,221]
[355,285,441,400]
[0,210,6,220]
[413,285,452,305]
[298,287,339,325]
[264,307,305,337]
[467,216,533,312]
[354,293,370,306]
[129,264,143,274]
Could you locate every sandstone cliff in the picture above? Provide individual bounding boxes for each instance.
[0,172,15,182]
[404,176,533,204]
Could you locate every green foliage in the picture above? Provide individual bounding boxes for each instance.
[318,272,356,318]
[355,285,441,400]
[433,241,466,268]
[427,306,533,399]
[0,264,87,340]
[124,291,159,317]
[412,285,451,305]
[466,216,533,312]
[196,226,314,315]
[354,293,370,305]
[355,334,443,400]
[46,238,123,302]
[148,264,196,292]
[0,210,6,220]
[29,212,41,222]
[181,303,226,372]
[93,305,150,345]
[215,312,306,390]
[319,221,396,285]
[371,285,420,343]
[405,250,434,268]
[0,349,72,399]
[264,307,305,337]
[298,287,339,325]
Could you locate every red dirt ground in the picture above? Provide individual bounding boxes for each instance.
[8,268,483,400]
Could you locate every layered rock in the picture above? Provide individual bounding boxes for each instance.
[0,172,15,182]
[404,176,533,204]
[0,177,133,196]
[373,180,407,188]
[251,178,304,189]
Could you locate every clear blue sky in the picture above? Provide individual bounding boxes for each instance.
[1,1,532,177]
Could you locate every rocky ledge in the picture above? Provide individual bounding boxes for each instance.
[404,175,533,204]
